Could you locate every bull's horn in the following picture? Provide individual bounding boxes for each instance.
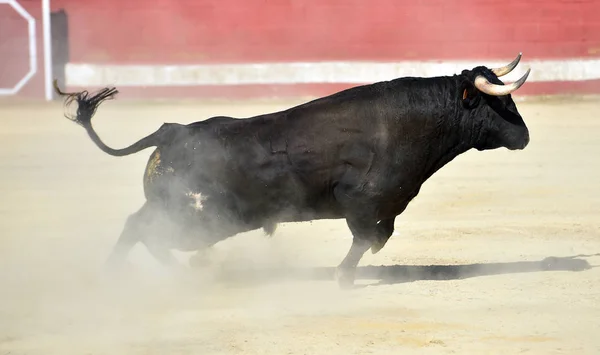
[474,68,531,96]
[491,53,522,77]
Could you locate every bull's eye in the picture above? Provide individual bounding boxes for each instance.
[463,88,468,100]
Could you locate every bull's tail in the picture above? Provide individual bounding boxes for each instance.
[54,80,162,157]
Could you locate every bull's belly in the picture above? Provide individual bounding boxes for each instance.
[143,149,416,244]
[156,196,344,252]
[146,180,411,252]
[268,205,345,223]
[145,172,336,233]
[156,200,255,251]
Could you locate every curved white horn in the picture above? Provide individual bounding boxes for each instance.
[474,68,531,96]
[491,52,522,77]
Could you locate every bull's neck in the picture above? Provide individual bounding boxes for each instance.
[425,134,473,181]
[409,82,476,181]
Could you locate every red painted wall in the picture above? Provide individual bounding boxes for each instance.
[2,0,600,99]
[53,0,600,64]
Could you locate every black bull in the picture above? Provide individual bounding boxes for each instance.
[55,54,532,288]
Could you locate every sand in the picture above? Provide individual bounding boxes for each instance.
[1,96,599,354]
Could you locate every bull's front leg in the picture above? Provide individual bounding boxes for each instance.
[335,212,379,289]
[370,217,397,254]
[336,238,371,289]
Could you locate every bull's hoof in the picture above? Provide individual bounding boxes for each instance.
[334,267,356,290]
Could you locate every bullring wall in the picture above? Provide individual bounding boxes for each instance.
[2,0,600,100]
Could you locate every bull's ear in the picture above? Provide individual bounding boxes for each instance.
[461,81,480,109]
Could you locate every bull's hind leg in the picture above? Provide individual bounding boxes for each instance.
[142,234,180,267]
[105,201,179,268]
[105,202,153,268]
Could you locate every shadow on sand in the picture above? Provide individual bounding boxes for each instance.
[212,254,598,288]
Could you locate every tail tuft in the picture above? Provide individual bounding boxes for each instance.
[53,79,119,127]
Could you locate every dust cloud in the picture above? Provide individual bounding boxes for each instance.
[0,98,353,354]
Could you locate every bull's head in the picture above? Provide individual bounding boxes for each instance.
[459,53,531,151]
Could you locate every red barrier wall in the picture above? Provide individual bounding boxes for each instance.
[3,0,600,100]
[53,0,600,63]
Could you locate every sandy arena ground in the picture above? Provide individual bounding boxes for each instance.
[0,95,599,354]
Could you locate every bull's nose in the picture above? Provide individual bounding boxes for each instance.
[508,128,529,150]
